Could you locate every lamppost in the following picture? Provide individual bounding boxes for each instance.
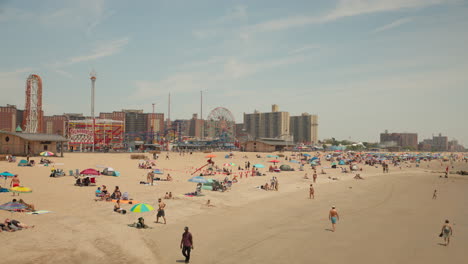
[90,70,97,152]
[200,89,208,140]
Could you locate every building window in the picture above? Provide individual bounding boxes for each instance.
[5,136,10,142]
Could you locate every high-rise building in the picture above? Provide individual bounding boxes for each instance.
[380,130,418,149]
[189,114,204,138]
[432,133,448,151]
[290,113,318,144]
[121,109,164,144]
[243,105,290,139]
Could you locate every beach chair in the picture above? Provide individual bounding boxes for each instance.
[90,177,97,186]
[69,170,74,176]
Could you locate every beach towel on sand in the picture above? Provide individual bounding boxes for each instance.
[128,223,152,229]
[27,210,52,215]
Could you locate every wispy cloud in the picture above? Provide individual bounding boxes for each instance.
[68,38,129,64]
[373,17,413,33]
[46,37,129,69]
[45,37,129,77]
[0,68,35,106]
[249,0,448,32]
[289,45,320,55]
[0,0,112,34]
[217,5,248,23]
[133,55,306,100]
[192,5,248,39]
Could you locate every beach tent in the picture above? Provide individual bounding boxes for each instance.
[17,160,29,167]
[338,160,346,165]
[279,165,293,171]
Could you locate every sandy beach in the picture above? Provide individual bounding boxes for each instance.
[0,152,467,264]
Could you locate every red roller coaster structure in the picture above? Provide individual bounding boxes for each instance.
[23,74,43,133]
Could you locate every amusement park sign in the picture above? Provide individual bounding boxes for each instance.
[69,129,94,144]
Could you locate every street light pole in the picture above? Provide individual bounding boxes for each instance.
[200,91,203,140]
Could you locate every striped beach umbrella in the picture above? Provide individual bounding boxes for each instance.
[130,203,154,213]
[0,202,27,211]
[40,151,55,156]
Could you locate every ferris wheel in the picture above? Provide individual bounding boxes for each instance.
[206,107,236,141]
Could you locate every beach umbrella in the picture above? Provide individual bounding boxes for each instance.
[268,160,280,164]
[289,160,299,163]
[188,176,208,184]
[303,153,311,157]
[311,157,319,161]
[0,202,27,211]
[39,151,54,156]
[130,203,154,213]
[205,154,216,158]
[0,172,15,177]
[153,170,164,174]
[80,168,100,175]
[223,163,232,167]
[9,186,32,194]
[253,164,265,168]
[230,162,236,166]
[0,172,15,184]
[266,155,273,158]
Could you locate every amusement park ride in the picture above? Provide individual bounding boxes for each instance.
[206,107,236,142]
[23,74,44,133]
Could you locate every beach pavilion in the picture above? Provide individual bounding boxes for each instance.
[0,131,68,157]
[242,138,294,152]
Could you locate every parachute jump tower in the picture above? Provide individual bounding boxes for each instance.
[23,74,43,133]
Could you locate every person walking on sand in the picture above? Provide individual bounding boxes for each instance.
[156,198,166,224]
[309,184,315,199]
[432,189,437,199]
[180,226,193,263]
[313,173,317,183]
[440,220,453,246]
[329,206,339,232]
[146,170,154,185]
[10,175,20,196]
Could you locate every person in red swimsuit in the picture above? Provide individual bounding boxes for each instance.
[10,175,20,196]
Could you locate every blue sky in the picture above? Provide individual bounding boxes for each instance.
[1,0,467,145]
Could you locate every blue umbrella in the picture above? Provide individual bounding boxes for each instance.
[1,172,15,185]
[289,160,299,163]
[0,202,27,211]
[303,154,311,157]
[153,170,164,174]
[188,176,208,184]
[311,157,319,161]
[253,164,265,168]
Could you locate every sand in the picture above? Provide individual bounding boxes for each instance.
[0,152,467,264]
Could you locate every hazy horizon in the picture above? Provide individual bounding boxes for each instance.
[1,0,467,145]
